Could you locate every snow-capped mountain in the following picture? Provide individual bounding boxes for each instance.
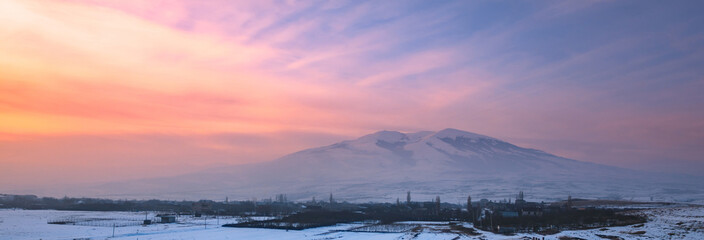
[92,128,704,203]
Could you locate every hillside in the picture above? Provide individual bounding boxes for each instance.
[85,129,704,203]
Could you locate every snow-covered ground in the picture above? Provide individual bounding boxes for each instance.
[1,206,702,240]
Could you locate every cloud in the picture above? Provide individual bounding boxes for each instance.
[1,0,703,192]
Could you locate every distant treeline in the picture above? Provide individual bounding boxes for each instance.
[473,208,646,234]
[0,194,300,215]
[0,193,461,217]
[1,193,647,235]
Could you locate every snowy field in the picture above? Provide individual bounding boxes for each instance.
[1,206,703,240]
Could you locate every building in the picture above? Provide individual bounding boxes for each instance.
[157,214,176,223]
[500,211,519,218]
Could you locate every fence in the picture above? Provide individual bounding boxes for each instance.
[348,224,421,233]
[47,216,155,227]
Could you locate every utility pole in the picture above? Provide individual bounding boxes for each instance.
[435,196,441,216]
[490,211,494,232]
[112,223,115,237]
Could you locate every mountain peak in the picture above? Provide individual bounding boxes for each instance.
[87,127,703,204]
[357,130,408,143]
[354,129,497,145]
[433,128,496,140]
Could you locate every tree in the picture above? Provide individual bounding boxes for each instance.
[435,196,441,215]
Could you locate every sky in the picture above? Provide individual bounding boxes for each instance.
[1,0,703,192]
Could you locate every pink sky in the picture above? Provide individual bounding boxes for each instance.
[1,0,703,191]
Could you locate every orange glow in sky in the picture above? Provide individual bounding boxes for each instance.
[1,0,703,192]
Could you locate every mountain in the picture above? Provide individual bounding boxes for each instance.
[91,128,704,203]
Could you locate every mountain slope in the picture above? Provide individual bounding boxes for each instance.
[90,128,704,203]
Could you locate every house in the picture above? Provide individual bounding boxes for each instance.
[497,226,516,234]
[157,214,176,223]
[500,211,519,218]
[522,207,543,216]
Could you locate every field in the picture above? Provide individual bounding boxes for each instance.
[1,206,703,240]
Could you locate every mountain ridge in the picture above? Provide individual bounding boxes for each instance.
[48,128,704,203]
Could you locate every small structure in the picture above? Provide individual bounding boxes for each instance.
[500,211,518,218]
[157,214,176,223]
[192,202,212,216]
[497,226,516,234]
[303,205,323,212]
[522,206,543,216]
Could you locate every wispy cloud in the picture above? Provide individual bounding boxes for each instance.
[1,0,703,189]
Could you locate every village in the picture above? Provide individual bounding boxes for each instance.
[1,191,647,235]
